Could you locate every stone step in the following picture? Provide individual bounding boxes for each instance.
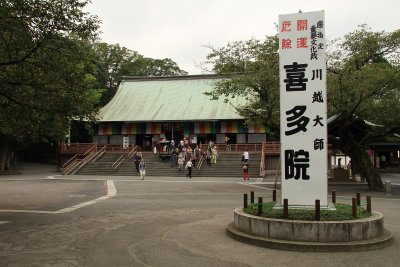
[75,151,262,177]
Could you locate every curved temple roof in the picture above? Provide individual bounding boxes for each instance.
[97,75,247,122]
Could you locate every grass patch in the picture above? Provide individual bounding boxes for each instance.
[244,202,371,221]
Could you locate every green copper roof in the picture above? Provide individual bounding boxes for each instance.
[97,75,246,122]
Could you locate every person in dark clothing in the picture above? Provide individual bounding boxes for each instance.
[242,160,249,181]
[134,152,142,173]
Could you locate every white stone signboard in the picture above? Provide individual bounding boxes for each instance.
[123,136,129,149]
[279,11,327,206]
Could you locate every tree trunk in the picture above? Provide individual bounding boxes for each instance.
[331,118,384,191]
[0,142,9,172]
[348,146,384,191]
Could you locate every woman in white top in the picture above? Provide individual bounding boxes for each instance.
[243,149,249,162]
[185,159,193,178]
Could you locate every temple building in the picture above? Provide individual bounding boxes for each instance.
[94,75,269,150]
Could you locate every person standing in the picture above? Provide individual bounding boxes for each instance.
[134,152,142,174]
[185,159,193,178]
[178,156,184,174]
[139,158,146,180]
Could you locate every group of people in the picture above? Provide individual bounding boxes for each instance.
[134,152,146,180]
[134,141,250,181]
[170,140,219,178]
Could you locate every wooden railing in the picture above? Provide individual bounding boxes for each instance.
[62,144,106,174]
[127,145,138,159]
[60,143,140,154]
[71,148,99,175]
[62,156,81,175]
[111,145,139,170]
[62,154,78,169]
[62,144,98,175]
[205,143,262,152]
[92,146,107,162]
[60,143,96,154]
[84,144,97,156]
[197,154,204,170]
[263,142,281,155]
[112,155,125,170]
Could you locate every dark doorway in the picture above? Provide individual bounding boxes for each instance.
[144,135,152,151]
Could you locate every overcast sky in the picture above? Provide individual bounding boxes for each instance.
[85,0,400,74]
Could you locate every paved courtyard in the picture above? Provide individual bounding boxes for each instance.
[0,163,399,266]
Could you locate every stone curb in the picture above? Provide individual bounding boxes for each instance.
[227,222,393,252]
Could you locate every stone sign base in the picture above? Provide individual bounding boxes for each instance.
[227,208,393,252]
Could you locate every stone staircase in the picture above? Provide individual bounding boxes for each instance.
[75,151,262,178]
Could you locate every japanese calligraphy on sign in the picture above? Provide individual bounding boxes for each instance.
[279,11,327,206]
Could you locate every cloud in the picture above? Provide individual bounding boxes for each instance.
[86,0,400,74]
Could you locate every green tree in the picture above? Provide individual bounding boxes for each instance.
[0,0,101,171]
[204,26,400,191]
[203,35,280,139]
[92,43,188,105]
[327,25,400,191]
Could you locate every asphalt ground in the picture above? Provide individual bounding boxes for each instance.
[0,162,399,267]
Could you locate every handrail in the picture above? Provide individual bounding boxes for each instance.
[60,143,97,154]
[127,145,138,159]
[63,145,101,175]
[112,155,125,170]
[199,143,263,152]
[197,154,204,170]
[63,154,78,169]
[62,157,80,175]
[84,144,97,156]
[92,145,107,162]
[111,145,138,170]
[70,150,97,174]
[260,141,266,177]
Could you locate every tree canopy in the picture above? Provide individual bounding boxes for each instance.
[92,43,188,105]
[0,0,188,171]
[203,36,280,139]
[327,25,400,190]
[0,0,102,171]
[205,26,400,191]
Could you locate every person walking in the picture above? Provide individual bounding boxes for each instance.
[208,140,214,153]
[242,160,249,181]
[134,152,142,174]
[225,136,231,152]
[170,148,178,167]
[193,145,200,168]
[178,155,184,174]
[139,158,146,180]
[185,159,193,178]
[211,145,218,164]
[206,150,211,166]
